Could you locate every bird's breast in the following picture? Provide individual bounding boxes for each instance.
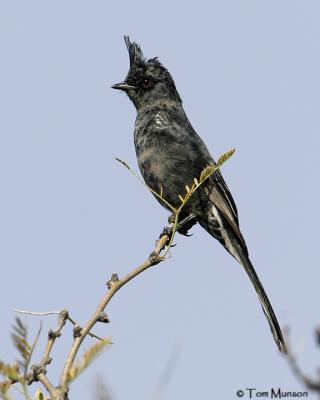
[134,107,211,209]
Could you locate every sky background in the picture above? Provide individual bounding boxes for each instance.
[1,1,320,399]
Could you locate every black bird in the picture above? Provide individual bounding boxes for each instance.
[112,36,286,353]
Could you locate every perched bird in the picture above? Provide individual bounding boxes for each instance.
[112,36,286,353]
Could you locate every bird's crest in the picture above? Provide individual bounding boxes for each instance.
[124,36,145,67]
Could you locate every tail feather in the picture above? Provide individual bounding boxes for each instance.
[232,238,287,354]
[197,202,287,353]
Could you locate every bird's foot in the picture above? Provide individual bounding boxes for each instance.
[159,213,197,247]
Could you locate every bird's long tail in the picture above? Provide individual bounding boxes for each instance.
[231,237,287,354]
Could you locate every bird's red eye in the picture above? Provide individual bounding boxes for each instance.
[142,79,154,89]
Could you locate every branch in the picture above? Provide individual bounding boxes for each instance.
[58,233,169,394]
[285,329,320,392]
[1,150,235,400]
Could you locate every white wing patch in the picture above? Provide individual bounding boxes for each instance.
[154,111,170,128]
[210,205,242,264]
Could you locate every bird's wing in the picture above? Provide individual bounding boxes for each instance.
[208,170,239,224]
[201,171,248,254]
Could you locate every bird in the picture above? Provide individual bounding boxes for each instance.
[112,36,287,354]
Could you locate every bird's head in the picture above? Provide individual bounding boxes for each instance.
[112,36,182,110]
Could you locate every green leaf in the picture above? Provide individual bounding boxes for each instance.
[67,338,112,383]
[11,318,31,374]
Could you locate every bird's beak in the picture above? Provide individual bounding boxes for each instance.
[111,82,136,91]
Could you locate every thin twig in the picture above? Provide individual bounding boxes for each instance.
[26,322,42,373]
[285,329,320,392]
[14,308,103,341]
[13,310,61,316]
[115,158,175,212]
[67,316,104,341]
[153,341,181,400]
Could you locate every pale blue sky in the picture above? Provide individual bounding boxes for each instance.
[1,1,320,399]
